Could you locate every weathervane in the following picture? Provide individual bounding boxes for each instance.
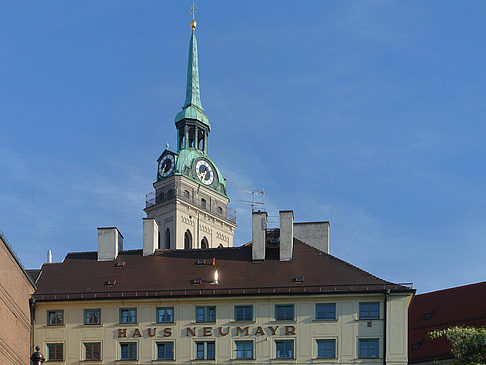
[189,2,198,30]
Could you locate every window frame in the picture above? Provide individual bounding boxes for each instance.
[83,342,101,361]
[46,343,64,361]
[156,307,174,323]
[275,304,295,321]
[315,303,336,321]
[316,339,336,359]
[195,341,215,360]
[358,338,379,359]
[359,302,380,320]
[84,308,101,325]
[275,339,295,359]
[235,340,254,360]
[119,308,137,324]
[47,310,64,326]
[195,305,216,323]
[234,305,253,322]
[156,341,175,360]
[119,342,137,361]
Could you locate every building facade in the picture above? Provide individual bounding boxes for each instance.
[31,17,414,365]
[0,232,36,365]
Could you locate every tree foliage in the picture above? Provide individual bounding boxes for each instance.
[429,326,486,365]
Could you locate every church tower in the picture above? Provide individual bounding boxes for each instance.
[144,16,236,250]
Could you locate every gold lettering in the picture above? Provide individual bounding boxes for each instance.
[254,326,265,336]
[268,326,279,335]
[132,328,142,337]
[147,328,156,337]
[203,327,212,336]
[285,325,296,335]
[118,328,127,338]
[217,327,230,336]
[236,326,249,336]
[186,327,196,337]
[163,328,172,337]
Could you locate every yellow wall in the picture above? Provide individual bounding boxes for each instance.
[34,293,411,364]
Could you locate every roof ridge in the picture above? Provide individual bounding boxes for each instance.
[294,239,395,285]
[416,280,486,296]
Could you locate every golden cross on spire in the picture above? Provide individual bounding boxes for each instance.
[189,2,198,30]
[189,2,198,21]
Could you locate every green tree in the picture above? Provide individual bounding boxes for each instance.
[429,326,486,365]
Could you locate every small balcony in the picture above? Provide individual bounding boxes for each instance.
[145,190,236,224]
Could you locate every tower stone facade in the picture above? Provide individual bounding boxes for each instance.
[144,23,236,250]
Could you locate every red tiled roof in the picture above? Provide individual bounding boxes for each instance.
[33,238,413,302]
[408,281,486,363]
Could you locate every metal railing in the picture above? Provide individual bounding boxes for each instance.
[145,190,236,224]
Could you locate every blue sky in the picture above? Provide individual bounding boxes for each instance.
[1,1,485,294]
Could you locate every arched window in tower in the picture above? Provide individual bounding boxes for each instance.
[188,126,196,148]
[201,237,209,249]
[184,190,190,200]
[217,206,223,215]
[165,228,170,249]
[157,191,165,204]
[184,230,192,249]
[201,198,206,209]
[198,129,205,150]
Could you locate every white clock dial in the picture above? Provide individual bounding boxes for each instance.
[159,155,175,177]
[195,160,214,185]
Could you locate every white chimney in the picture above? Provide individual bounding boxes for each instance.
[279,210,294,261]
[143,218,159,256]
[47,250,52,264]
[97,227,124,261]
[252,211,267,261]
[293,221,330,253]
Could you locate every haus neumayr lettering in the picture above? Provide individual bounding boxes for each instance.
[117,324,296,338]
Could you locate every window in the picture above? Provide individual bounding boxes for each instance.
[120,342,137,360]
[235,305,253,321]
[47,343,63,361]
[217,206,223,215]
[275,340,294,359]
[317,339,336,359]
[359,302,380,319]
[167,189,174,198]
[84,342,101,361]
[201,237,209,249]
[165,228,170,249]
[119,308,137,324]
[184,190,190,199]
[184,230,192,249]
[156,307,174,323]
[196,341,215,360]
[157,342,174,360]
[275,304,294,321]
[196,306,216,323]
[316,303,336,320]
[358,339,379,358]
[47,310,63,326]
[201,198,207,209]
[235,341,253,359]
[84,309,101,325]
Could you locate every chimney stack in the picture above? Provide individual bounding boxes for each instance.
[279,210,294,261]
[293,221,330,253]
[143,218,159,256]
[252,211,267,261]
[97,227,123,261]
[47,250,52,264]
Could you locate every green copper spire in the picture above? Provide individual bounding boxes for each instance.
[175,25,210,128]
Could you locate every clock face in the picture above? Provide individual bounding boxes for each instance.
[195,159,214,185]
[159,155,175,178]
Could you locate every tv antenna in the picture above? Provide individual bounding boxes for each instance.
[230,182,265,212]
